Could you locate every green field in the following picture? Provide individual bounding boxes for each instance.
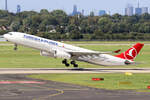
[0,41,150,68]
[28,73,150,91]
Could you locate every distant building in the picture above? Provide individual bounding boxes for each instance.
[99,10,106,16]
[90,11,95,16]
[81,9,84,16]
[72,5,77,15]
[142,7,148,14]
[125,4,134,16]
[135,8,142,15]
[49,29,56,33]
[135,1,142,15]
[5,0,8,11]
[125,1,149,16]
[72,5,81,16]
[17,5,21,13]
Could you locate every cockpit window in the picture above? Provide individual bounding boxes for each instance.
[8,33,13,35]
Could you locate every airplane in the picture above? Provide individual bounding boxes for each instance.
[4,32,144,68]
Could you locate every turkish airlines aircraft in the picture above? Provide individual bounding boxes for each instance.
[4,32,144,67]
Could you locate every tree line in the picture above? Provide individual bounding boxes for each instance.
[0,9,150,40]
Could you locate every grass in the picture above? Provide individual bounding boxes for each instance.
[28,73,150,91]
[0,41,12,44]
[0,45,63,68]
[0,41,149,68]
[0,45,101,68]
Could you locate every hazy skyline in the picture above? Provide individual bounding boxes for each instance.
[0,0,149,15]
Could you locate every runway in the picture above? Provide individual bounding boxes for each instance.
[0,74,150,100]
[0,68,150,74]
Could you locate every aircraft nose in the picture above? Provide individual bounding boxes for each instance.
[3,34,10,41]
[3,34,8,39]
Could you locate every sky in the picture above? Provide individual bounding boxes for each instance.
[0,0,149,15]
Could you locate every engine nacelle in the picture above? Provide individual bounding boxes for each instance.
[54,50,71,59]
[40,51,54,57]
[40,50,71,59]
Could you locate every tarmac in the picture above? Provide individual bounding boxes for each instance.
[0,68,150,100]
[0,74,150,100]
[0,68,150,74]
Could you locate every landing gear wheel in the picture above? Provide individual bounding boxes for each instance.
[65,63,70,67]
[73,64,78,68]
[71,61,75,65]
[14,47,17,51]
[14,44,18,51]
[71,61,78,68]
[62,59,70,67]
[62,59,67,64]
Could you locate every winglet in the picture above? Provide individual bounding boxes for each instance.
[115,43,144,61]
[113,49,121,53]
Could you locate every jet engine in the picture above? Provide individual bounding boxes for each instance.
[40,51,54,57]
[54,50,71,59]
[40,50,71,59]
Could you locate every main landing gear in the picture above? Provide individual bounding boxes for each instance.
[62,59,78,68]
[62,59,70,67]
[70,61,78,67]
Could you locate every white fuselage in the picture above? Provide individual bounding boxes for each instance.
[4,32,130,66]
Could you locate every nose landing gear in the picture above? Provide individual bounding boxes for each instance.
[14,44,18,51]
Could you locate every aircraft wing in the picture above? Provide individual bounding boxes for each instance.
[67,51,109,65]
[67,49,121,57]
[67,51,117,59]
[68,51,100,57]
[67,51,100,61]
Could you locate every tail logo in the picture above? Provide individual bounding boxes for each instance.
[115,43,144,60]
[124,48,137,60]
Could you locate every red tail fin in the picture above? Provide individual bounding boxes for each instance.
[115,43,144,61]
